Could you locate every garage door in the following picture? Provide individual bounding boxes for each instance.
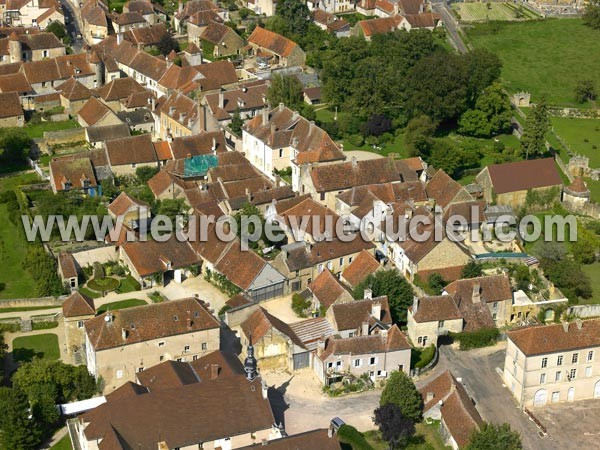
[293,351,310,370]
[533,389,547,407]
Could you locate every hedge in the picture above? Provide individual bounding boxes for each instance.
[415,344,436,369]
[450,327,500,351]
[337,425,374,450]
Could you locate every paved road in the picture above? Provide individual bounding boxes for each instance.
[60,0,84,52]
[432,0,468,54]
[439,344,560,450]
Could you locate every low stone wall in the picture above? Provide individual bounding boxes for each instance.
[72,246,118,269]
[38,128,86,154]
[561,201,600,219]
[568,304,600,319]
[0,296,64,308]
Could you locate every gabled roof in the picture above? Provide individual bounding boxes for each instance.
[107,191,149,216]
[170,131,226,159]
[204,82,268,120]
[426,169,471,209]
[0,72,32,94]
[282,238,375,272]
[238,429,342,450]
[341,250,380,288]
[444,275,512,304]
[50,156,97,190]
[329,296,392,331]
[0,91,23,118]
[358,16,402,37]
[58,252,78,279]
[56,77,92,101]
[111,11,146,25]
[120,237,198,277]
[404,13,441,28]
[81,0,109,27]
[200,21,239,45]
[85,123,131,143]
[78,97,118,127]
[320,324,410,360]
[62,291,95,318]
[410,295,462,323]
[485,158,562,194]
[105,134,157,166]
[123,23,169,46]
[97,76,146,102]
[308,269,353,310]
[507,319,600,356]
[85,298,219,351]
[248,26,301,58]
[241,307,305,348]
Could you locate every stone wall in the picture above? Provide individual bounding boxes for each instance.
[568,304,600,319]
[72,246,118,269]
[38,128,86,154]
[0,296,63,308]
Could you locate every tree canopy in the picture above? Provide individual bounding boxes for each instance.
[465,422,522,450]
[0,128,30,163]
[461,260,484,279]
[374,403,416,449]
[0,387,42,450]
[379,370,423,422]
[274,0,310,36]
[583,0,600,29]
[520,98,549,160]
[353,269,415,324]
[267,74,304,110]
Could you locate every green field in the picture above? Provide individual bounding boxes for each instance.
[550,117,600,167]
[51,434,73,450]
[364,422,447,450]
[453,2,538,22]
[96,299,147,315]
[582,263,600,305]
[13,333,60,362]
[467,19,600,106]
[24,119,79,139]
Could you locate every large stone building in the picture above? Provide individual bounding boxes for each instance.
[247,27,306,67]
[84,298,221,391]
[62,292,95,360]
[503,319,600,407]
[407,295,463,348]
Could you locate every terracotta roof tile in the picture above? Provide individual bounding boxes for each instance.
[341,250,381,287]
[358,16,402,37]
[308,269,352,310]
[241,307,305,348]
[330,296,392,331]
[62,291,95,317]
[238,429,342,450]
[50,156,97,191]
[120,238,198,277]
[105,134,157,166]
[426,169,471,209]
[58,252,79,279]
[248,26,299,58]
[0,72,32,93]
[486,158,562,194]
[56,77,92,101]
[170,131,226,159]
[98,76,146,102]
[320,324,410,359]
[0,91,23,118]
[78,97,117,126]
[411,295,462,323]
[107,191,150,216]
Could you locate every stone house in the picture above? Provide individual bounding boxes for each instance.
[239,307,309,372]
[476,158,563,209]
[247,27,306,68]
[58,252,79,291]
[62,291,95,358]
[105,134,158,176]
[3,0,64,28]
[426,169,474,211]
[49,156,98,194]
[84,298,221,392]
[81,0,110,44]
[77,97,122,128]
[192,21,244,58]
[314,325,411,385]
[107,191,151,229]
[0,31,65,64]
[305,269,354,312]
[503,319,600,408]
[407,295,463,347]
[123,0,158,25]
[340,249,380,288]
[202,81,268,131]
[326,293,393,338]
[0,91,24,126]
[56,77,93,114]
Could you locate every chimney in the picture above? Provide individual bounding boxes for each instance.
[245,187,251,201]
[270,122,276,136]
[394,2,399,14]
[328,426,334,438]
[426,392,434,403]
[380,328,388,341]
[412,296,419,314]
[262,107,268,125]
[371,301,381,320]
[351,156,358,168]
[274,174,281,187]
[278,102,284,112]
[317,338,325,356]
[151,96,156,111]
[121,328,128,340]
[292,110,299,121]
[218,91,224,109]
[261,378,268,400]
[211,137,217,153]
[291,136,299,148]
[364,288,372,300]
[472,284,481,304]
[117,32,123,45]
[562,322,569,333]
[575,319,583,330]
[210,364,219,380]
[361,321,369,336]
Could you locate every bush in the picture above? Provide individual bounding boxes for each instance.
[347,134,364,147]
[291,293,310,317]
[450,327,500,350]
[337,425,374,450]
[414,344,436,369]
[93,262,105,280]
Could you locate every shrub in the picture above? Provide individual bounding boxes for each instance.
[450,327,500,351]
[291,293,310,317]
[337,425,374,450]
[347,134,364,147]
[93,262,105,280]
[415,344,436,369]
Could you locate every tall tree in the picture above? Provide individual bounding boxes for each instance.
[461,260,483,279]
[230,107,244,134]
[574,79,597,104]
[583,0,600,29]
[274,0,310,36]
[465,422,522,450]
[353,270,415,324]
[374,403,416,449]
[266,74,304,110]
[520,98,549,160]
[380,371,423,422]
[0,387,42,450]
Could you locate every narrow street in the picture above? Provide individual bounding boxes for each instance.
[432,0,468,54]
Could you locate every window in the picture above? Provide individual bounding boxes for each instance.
[417,336,423,344]
[339,257,343,266]
[176,358,183,362]
[353,359,361,368]
[184,345,190,353]
[492,313,497,320]
[77,320,84,329]
[348,332,354,338]
[327,362,333,369]
[279,149,283,158]
[555,371,562,382]
[585,366,592,377]
[569,368,577,380]
[557,355,563,366]
[438,320,445,328]
[336,360,342,368]
[349,257,353,264]
[160,355,164,361]
[201,342,207,350]
[42,50,48,58]
[327,261,333,270]
[318,264,324,273]
[116,370,123,379]
[572,353,579,364]
[369,357,377,366]
[158,341,165,347]
[541,357,548,368]
[588,351,594,362]
[492,302,498,311]
[193,355,198,361]
[540,373,546,384]
[320,192,325,201]
[377,370,383,376]
[138,367,144,373]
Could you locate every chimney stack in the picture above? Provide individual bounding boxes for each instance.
[218,91,224,109]
[210,364,219,380]
[278,102,284,112]
[211,137,217,153]
[351,156,358,168]
[412,296,419,314]
[117,32,122,45]
[371,301,381,320]
[262,107,268,125]
[361,321,369,336]
[270,122,276,137]
[562,322,569,333]
[472,284,481,304]
[364,288,372,300]
[575,319,583,330]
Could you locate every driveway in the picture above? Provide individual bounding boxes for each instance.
[260,295,303,324]
[160,276,228,313]
[438,343,594,450]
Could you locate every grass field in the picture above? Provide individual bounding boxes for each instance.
[364,422,447,450]
[13,333,60,362]
[50,434,73,450]
[582,263,600,305]
[453,2,538,22]
[467,19,600,106]
[550,117,600,167]
[24,119,79,139]
[96,299,147,315]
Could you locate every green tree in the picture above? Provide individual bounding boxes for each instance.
[230,107,244,134]
[157,198,185,223]
[459,83,512,137]
[22,246,64,296]
[520,98,550,160]
[0,128,30,162]
[267,74,303,110]
[136,166,159,184]
[427,272,446,295]
[574,79,597,103]
[274,0,310,36]
[429,140,463,177]
[583,0,600,29]
[458,109,492,137]
[374,403,415,449]
[404,115,437,156]
[465,422,522,450]
[0,387,42,450]
[572,225,599,264]
[353,269,415,324]
[380,370,423,423]
[156,33,179,56]
[461,260,483,279]
[46,21,67,41]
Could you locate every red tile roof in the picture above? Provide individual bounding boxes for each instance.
[0,91,23,118]
[330,296,392,331]
[248,26,300,58]
[320,324,410,360]
[105,134,157,166]
[62,291,95,317]
[77,97,116,126]
[107,191,149,216]
[58,252,78,279]
[308,269,352,310]
[486,158,562,194]
[121,238,199,277]
[341,249,380,287]
[241,307,305,348]
[411,295,462,323]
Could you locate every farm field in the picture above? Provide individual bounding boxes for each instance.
[550,117,600,167]
[453,2,538,22]
[466,19,600,106]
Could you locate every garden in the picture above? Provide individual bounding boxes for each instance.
[12,333,60,362]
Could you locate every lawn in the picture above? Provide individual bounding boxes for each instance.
[50,434,73,450]
[584,178,600,203]
[116,275,142,293]
[467,19,600,106]
[87,277,120,293]
[453,2,538,22]
[12,333,60,362]
[364,421,447,450]
[0,305,58,313]
[96,298,147,315]
[550,117,600,167]
[77,287,101,299]
[581,263,600,305]
[24,119,79,139]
